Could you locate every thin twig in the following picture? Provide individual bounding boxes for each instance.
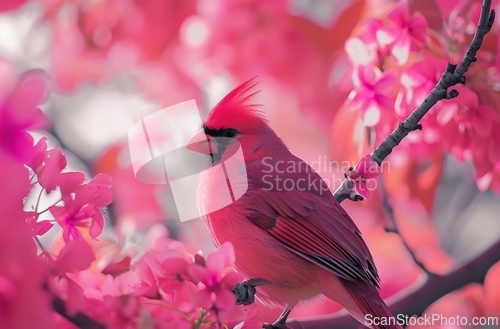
[51,295,106,329]
[333,0,496,203]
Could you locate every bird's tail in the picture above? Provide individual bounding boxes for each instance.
[340,279,402,329]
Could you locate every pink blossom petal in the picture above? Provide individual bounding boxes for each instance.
[476,173,493,192]
[355,181,371,198]
[220,272,246,287]
[345,37,372,65]
[158,278,183,294]
[161,257,189,276]
[79,174,113,206]
[354,155,381,178]
[455,86,479,108]
[362,105,381,127]
[4,69,50,131]
[102,256,131,276]
[131,262,158,298]
[192,288,213,309]
[219,307,248,325]
[50,205,68,221]
[0,57,17,102]
[374,71,397,91]
[374,94,395,110]
[214,287,236,310]
[89,208,104,238]
[58,172,85,195]
[387,0,409,27]
[391,32,411,65]
[89,173,113,187]
[38,148,67,192]
[348,90,367,110]
[354,155,371,173]
[376,25,400,47]
[436,103,457,125]
[219,242,235,267]
[410,12,428,43]
[473,154,493,179]
[26,137,47,170]
[473,113,492,137]
[187,264,210,284]
[478,105,499,120]
[55,239,96,274]
[488,139,500,164]
[35,220,53,236]
[65,277,85,316]
[206,242,235,276]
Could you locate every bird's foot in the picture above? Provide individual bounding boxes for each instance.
[262,308,293,329]
[262,321,290,329]
[233,278,268,306]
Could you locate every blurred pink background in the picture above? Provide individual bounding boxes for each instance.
[2,0,500,327]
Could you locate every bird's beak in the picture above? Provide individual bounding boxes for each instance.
[185,129,218,154]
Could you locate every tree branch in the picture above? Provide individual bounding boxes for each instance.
[286,238,500,329]
[52,296,106,329]
[333,0,495,203]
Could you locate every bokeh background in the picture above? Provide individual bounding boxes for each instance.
[2,0,500,327]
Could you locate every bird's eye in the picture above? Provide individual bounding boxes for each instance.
[222,129,238,138]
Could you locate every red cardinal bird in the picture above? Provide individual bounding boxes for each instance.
[186,78,401,329]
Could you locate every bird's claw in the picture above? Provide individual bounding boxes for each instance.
[262,322,291,329]
[233,278,268,306]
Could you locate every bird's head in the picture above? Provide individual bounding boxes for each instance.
[186,78,279,164]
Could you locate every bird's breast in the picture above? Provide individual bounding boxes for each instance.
[197,168,323,306]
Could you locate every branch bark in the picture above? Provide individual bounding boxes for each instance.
[333,0,496,203]
[286,238,500,329]
[52,295,106,329]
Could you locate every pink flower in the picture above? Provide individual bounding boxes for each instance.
[49,174,112,241]
[187,242,246,322]
[345,19,385,66]
[158,250,192,294]
[348,64,397,126]
[43,0,197,91]
[55,239,96,274]
[116,263,158,298]
[0,0,28,12]
[0,149,55,328]
[397,55,448,117]
[376,0,428,65]
[25,211,54,236]
[37,148,68,193]
[346,155,381,198]
[26,137,48,171]
[0,58,50,163]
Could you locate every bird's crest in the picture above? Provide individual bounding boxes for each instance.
[204,77,268,132]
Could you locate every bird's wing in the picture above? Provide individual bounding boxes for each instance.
[245,158,380,288]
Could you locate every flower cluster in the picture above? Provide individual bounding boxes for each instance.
[342,0,500,193]
[0,56,259,328]
[345,154,381,198]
